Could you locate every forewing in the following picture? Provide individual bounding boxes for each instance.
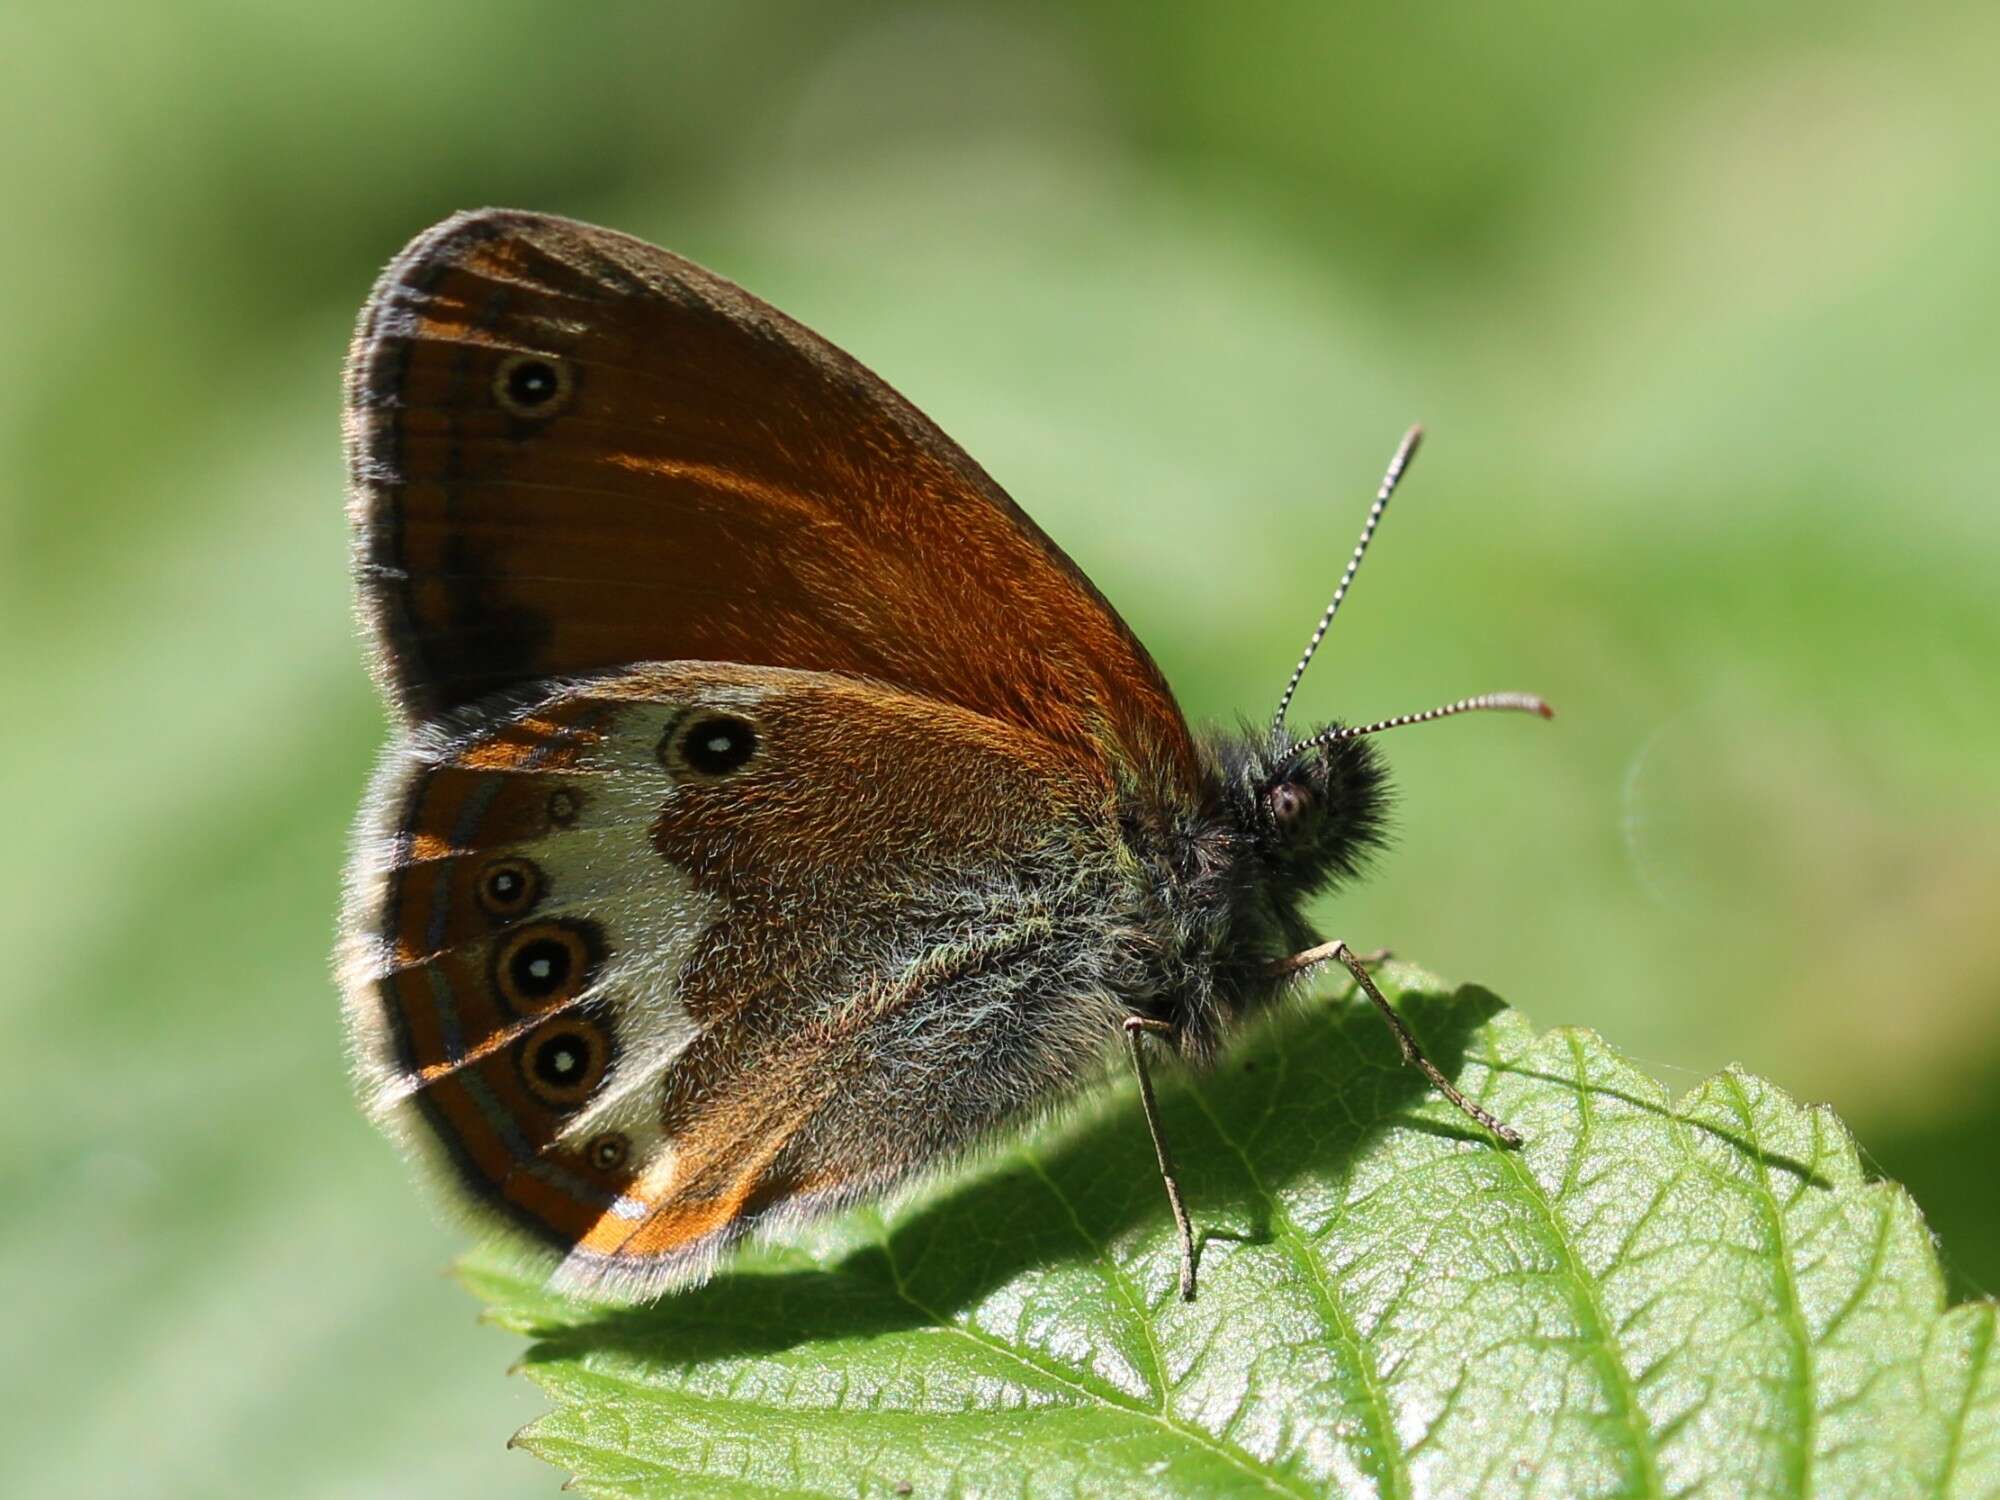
[339,664,1131,1296]
[345,209,1199,798]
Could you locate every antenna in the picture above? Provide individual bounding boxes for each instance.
[1292,692,1554,758]
[1270,424,1423,744]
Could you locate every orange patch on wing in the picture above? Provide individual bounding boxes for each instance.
[573,1129,821,1262]
[457,738,540,772]
[414,1007,539,1084]
[406,831,452,863]
[454,714,597,772]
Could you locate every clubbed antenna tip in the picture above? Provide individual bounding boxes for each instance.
[1299,692,1555,753]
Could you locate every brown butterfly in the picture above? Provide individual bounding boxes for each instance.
[336,209,1550,1302]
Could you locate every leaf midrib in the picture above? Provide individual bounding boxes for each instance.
[1936,1310,1994,1498]
[1721,1071,1818,1499]
[1480,1032,1662,1498]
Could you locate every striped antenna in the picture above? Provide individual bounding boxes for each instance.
[1270,424,1424,744]
[1293,692,1554,756]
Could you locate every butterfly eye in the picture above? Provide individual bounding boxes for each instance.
[493,919,601,1013]
[665,713,759,779]
[492,352,573,419]
[1266,782,1313,828]
[517,1017,610,1108]
[585,1132,630,1172]
[475,857,542,921]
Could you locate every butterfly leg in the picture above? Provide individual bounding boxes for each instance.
[1123,1015,1199,1301]
[1272,941,1522,1148]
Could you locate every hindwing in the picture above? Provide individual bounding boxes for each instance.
[339,663,1138,1294]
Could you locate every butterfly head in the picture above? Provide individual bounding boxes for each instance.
[1177,425,1553,1031]
[1164,720,1394,1054]
[1219,722,1389,897]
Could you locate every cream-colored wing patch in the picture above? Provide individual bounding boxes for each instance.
[335,673,757,1246]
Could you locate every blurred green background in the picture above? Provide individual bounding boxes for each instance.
[5,2,1996,1494]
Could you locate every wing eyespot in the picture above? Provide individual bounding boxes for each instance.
[475,857,543,922]
[660,712,759,780]
[492,352,574,420]
[517,1016,611,1108]
[492,919,602,1014]
[546,788,582,828]
[585,1132,630,1172]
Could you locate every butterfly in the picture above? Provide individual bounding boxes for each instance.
[336,209,1550,1302]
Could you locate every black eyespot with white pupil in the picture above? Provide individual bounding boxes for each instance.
[509,361,557,403]
[492,352,573,419]
[531,1031,588,1086]
[515,1013,611,1108]
[475,857,541,921]
[511,937,571,996]
[680,714,757,776]
[492,919,601,1014]
[587,1133,630,1172]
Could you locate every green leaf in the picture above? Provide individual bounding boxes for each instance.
[461,967,2000,1499]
